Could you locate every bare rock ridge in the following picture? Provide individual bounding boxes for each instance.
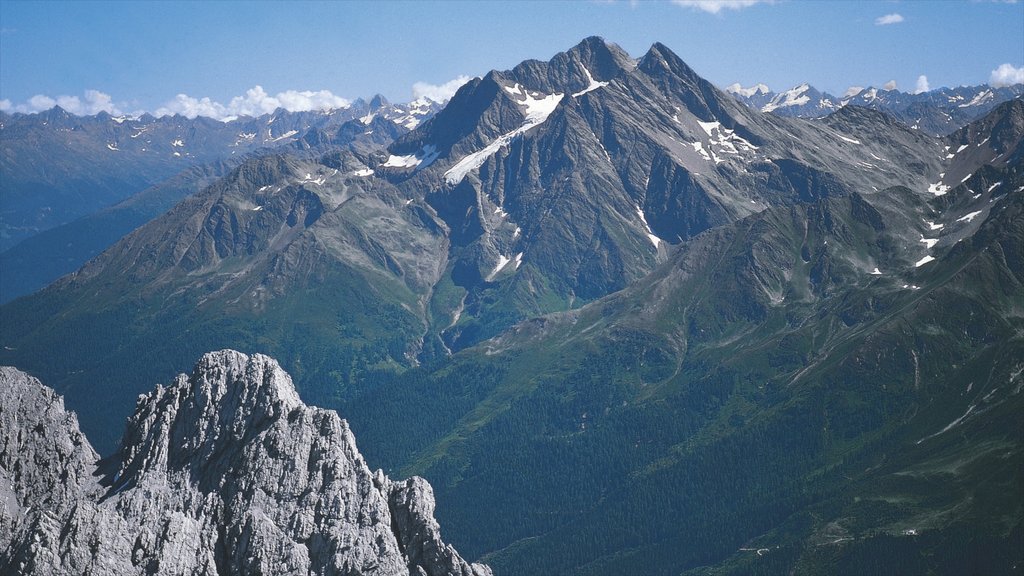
[0,352,490,576]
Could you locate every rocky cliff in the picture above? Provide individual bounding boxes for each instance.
[0,351,490,576]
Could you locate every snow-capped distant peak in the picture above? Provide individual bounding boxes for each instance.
[726,83,771,97]
[761,84,811,112]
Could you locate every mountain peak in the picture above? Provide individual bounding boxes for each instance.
[0,354,492,576]
[637,41,702,84]
[565,35,635,82]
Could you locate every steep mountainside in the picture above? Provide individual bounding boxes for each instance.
[383,37,944,351]
[0,38,984,455]
[0,351,489,576]
[345,104,1024,573]
[0,96,440,250]
[727,82,1024,135]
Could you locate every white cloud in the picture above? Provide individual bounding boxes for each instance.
[875,13,904,25]
[843,86,864,98]
[990,63,1024,87]
[914,75,930,94]
[3,89,128,116]
[670,0,772,14]
[883,80,898,90]
[412,75,473,102]
[154,94,228,120]
[2,86,351,121]
[154,86,350,121]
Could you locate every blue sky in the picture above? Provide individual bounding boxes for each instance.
[1,0,1022,118]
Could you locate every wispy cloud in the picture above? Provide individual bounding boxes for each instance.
[990,63,1024,87]
[412,75,473,102]
[671,0,772,15]
[883,80,898,90]
[875,13,905,25]
[914,75,930,94]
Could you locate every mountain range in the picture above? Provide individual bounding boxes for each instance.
[726,81,1024,136]
[1,37,1021,574]
[0,95,442,302]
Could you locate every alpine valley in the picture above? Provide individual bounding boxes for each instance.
[1,37,1021,575]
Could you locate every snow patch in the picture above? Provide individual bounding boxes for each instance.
[924,220,944,230]
[870,267,882,275]
[914,255,935,267]
[927,182,950,196]
[958,90,993,108]
[838,135,861,145]
[352,168,374,177]
[957,210,982,223]
[635,205,663,247]
[572,65,609,98]
[485,254,514,281]
[920,236,938,249]
[266,129,298,143]
[384,144,439,169]
[445,86,563,185]
[171,139,184,147]
[106,143,119,151]
[697,120,721,137]
[987,181,1003,193]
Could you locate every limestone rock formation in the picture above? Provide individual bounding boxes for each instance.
[0,351,490,576]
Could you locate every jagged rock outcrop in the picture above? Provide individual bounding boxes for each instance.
[0,351,490,576]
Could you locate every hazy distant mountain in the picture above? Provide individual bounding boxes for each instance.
[0,97,442,302]
[727,81,1024,135]
[0,96,441,251]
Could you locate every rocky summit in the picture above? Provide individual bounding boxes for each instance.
[0,351,489,576]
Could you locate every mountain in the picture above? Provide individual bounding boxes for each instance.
[0,37,962,451]
[0,39,1021,574]
[727,82,1024,136]
[0,38,951,452]
[382,36,944,352]
[343,100,1024,575]
[0,350,490,576]
[0,96,441,251]
[0,98,431,304]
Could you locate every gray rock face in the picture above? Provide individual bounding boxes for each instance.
[0,351,490,576]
